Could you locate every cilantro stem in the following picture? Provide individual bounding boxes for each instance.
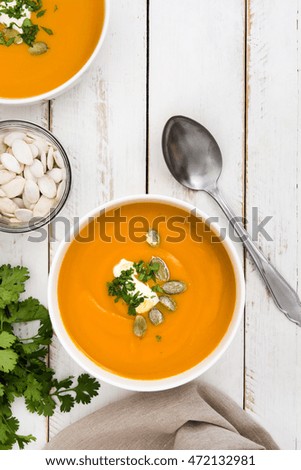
[51,387,77,397]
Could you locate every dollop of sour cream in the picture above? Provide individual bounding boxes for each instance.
[113,259,159,314]
[0,1,31,32]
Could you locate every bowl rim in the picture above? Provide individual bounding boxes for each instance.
[48,194,245,392]
[0,119,72,233]
[0,0,110,105]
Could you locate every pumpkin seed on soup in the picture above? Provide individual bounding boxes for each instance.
[146,229,160,247]
[133,315,147,338]
[29,42,48,56]
[162,280,187,295]
[159,295,177,312]
[150,256,170,281]
[148,308,164,326]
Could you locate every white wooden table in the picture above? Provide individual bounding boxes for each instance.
[0,0,300,450]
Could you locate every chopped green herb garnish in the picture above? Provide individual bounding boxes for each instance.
[54,4,58,12]
[156,335,162,342]
[107,268,146,316]
[20,18,39,46]
[36,8,46,17]
[41,25,52,35]
[151,284,164,293]
[133,260,160,283]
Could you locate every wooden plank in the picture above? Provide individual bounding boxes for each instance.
[148,0,246,404]
[0,104,49,448]
[48,0,147,440]
[246,0,301,449]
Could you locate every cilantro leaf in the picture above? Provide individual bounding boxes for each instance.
[0,417,12,444]
[73,374,100,405]
[0,349,18,373]
[25,395,56,417]
[23,375,43,401]
[57,394,74,413]
[15,434,36,450]
[0,265,29,309]
[0,331,16,349]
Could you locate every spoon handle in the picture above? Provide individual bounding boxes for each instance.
[208,186,301,326]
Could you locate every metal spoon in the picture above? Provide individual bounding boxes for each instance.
[162,115,301,326]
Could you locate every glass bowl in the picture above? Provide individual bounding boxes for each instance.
[0,120,71,234]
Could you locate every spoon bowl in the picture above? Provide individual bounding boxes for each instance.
[162,116,222,191]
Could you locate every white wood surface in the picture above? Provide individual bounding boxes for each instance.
[0,0,300,450]
[245,0,301,449]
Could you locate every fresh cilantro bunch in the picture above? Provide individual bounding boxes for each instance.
[0,265,100,450]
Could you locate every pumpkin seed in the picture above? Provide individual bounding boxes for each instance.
[12,139,33,165]
[33,196,55,218]
[15,209,33,223]
[56,180,66,201]
[0,198,18,215]
[0,170,16,185]
[53,151,64,169]
[146,228,160,247]
[162,280,187,295]
[47,146,54,170]
[159,295,177,312]
[29,42,48,56]
[48,168,63,183]
[13,197,25,209]
[3,28,22,44]
[1,176,25,199]
[4,132,26,147]
[148,308,164,326]
[133,315,147,338]
[150,256,170,281]
[24,180,40,204]
[29,143,39,158]
[1,153,22,174]
[38,175,57,199]
[30,159,45,178]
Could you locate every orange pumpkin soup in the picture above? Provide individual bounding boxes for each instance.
[58,202,236,380]
[0,0,105,98]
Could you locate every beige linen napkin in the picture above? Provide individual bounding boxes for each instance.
[45,381,279,450]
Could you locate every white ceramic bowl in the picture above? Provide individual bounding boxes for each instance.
[48,195,245,392]
[0,1,110,106]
